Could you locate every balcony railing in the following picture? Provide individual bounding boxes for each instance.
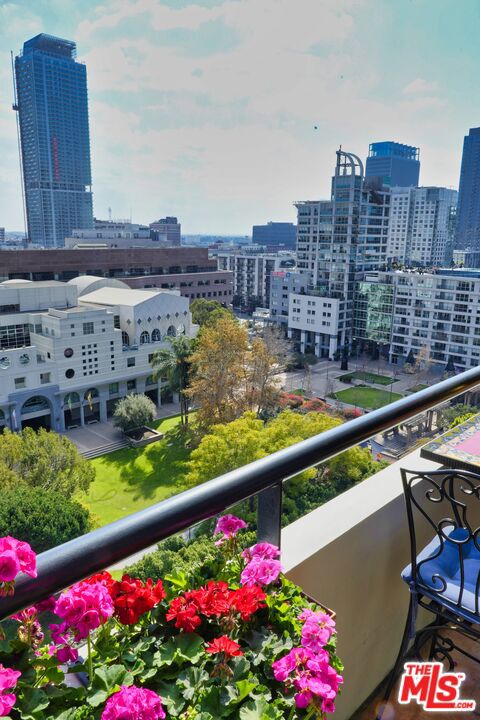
[2,365,480,621]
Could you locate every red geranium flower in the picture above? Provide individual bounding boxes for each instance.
[110,575,165,625]
[194,581,234,617]
[230,585,266,620]
[205,635,243,658]
[166,596,201,633]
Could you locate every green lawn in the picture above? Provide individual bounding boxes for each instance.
[406,384,429,394]
[81,414,192,526]
[338,371,394,386]
[333,386,403,410]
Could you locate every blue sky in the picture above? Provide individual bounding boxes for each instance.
[0,0,479,233]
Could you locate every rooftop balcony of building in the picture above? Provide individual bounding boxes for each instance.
[2,369,480,717]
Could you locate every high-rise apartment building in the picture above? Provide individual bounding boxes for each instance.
[455,127,480,250]
[292,150,390,356]
[365,141,420,188]
[356,268,480,371]
[217,250,295,309]
[387,187,457,267]
[14,34,93,247]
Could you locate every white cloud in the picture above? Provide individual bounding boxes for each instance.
[0,0,466,232]
[402,77,439,95]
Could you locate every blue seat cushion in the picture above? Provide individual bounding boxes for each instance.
[402,525,480,619]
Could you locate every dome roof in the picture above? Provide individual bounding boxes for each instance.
[2,278,32,285]
[67,275,130,296]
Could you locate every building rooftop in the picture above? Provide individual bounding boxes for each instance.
[368,141,420,160]
[0,280,64,289]
[79,287,172,307]
[22,34,76,59]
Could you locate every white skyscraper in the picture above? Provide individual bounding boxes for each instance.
[387,187,457,267]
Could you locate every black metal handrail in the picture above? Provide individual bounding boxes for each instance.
[1,365,480,620]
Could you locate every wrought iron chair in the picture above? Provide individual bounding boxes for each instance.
[379,467,480,716]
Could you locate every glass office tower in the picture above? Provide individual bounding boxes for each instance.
[365,141,420,188]
[14,34,93,247]
[455,127,480,250]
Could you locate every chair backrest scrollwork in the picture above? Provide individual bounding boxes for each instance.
[401,468,480,616]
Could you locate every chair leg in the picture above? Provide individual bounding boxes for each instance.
[376,593,416,720]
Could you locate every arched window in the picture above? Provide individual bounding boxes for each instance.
[64,392,80,407]
[122,331,130,347]
[84,388,99,401]
[21,396,50,414]
[167,325,176,337]
[151,328,161,342]
[140,331,150,344]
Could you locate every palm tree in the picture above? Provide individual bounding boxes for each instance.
[151,335,195,425]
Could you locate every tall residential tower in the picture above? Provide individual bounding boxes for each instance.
[14,34,93,247]
[455,127,480,251]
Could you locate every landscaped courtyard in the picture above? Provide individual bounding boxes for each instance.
[81,414,192,526]
[333,386,403,410]
[338,370,395,385]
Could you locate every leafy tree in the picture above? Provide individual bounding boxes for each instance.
[246,294,263,314]
[187,315,249,427]
[187,315,281,428]
[438,403,479,430]
[185,409,375,489]
[151,335,195,425]
[245,337,281,416]
[450,412,477,428]
[0,427,94,498]
[261,325,292,370]
[113,394,156,433]
[0,486,92,553]
[444,356,456,376]
[190,298,233,327]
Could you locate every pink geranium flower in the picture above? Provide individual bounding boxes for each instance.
[299,610,336,651]
[0,537,37,578]
[214,515,247,545]
[272,644,342,711]
[0,665,21,718]
[101,685,165,720]
[241,542,281,562]
[0,551,20,583]
[54,581,114,640]
[240,558,282,587]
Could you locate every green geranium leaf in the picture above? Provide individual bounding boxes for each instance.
[235,679,257,703]
[178,666,209,701]
[88,664,134,707]
[156,680,186,715]
[231,655,251,680]
[16,687,50,719]
[174,633,204,663]
[92,664,133,691]
[239,697,282,720]
[164,569,190,589]
[55,711,80,720]
[199,686,224,717]
[153,639,177,667]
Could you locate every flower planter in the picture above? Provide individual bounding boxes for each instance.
[0,518,342,719]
